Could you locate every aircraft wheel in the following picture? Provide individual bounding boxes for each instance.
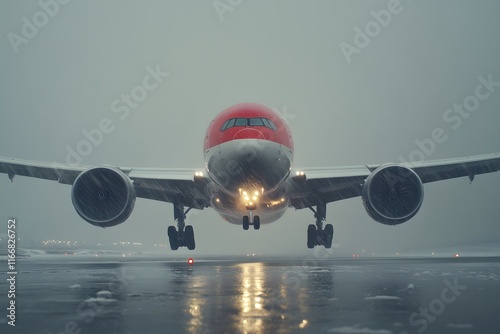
[324,224,334,249]
[253,216,260,230]
[167,226,179,250]
[243,216,250,230]
[307,224,316,249]
[185,225,195,250]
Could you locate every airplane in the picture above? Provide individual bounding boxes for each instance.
[1,102,500,250]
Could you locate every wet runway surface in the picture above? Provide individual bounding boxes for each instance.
[1,256,499,334]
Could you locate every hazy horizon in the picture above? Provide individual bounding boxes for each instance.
[1,0,500,257]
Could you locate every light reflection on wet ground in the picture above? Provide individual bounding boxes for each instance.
[1,257,499,333]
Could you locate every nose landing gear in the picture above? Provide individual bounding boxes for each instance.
[242,204,260,230]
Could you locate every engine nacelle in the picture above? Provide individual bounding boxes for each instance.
[71,167,136,227]
[362,164,424,225]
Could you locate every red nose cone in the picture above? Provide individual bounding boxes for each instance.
[232,128,265,140]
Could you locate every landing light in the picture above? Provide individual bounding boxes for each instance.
[188,257,194,265]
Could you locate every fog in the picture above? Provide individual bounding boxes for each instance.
[1,0,500,257]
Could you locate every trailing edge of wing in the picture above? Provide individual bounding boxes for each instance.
[289,153,500,209]
[0,157,211,208]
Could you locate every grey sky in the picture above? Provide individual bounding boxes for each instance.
[1,0,500,256]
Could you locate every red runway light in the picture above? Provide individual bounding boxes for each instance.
[188,258,194,265]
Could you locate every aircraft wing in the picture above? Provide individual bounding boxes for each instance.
[289,153,500,209]
[0,157,211,209]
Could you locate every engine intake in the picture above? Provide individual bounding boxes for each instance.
[362,165,424,225]
[71,167,136,227]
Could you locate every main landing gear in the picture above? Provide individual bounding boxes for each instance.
[242,204,260,230]
[167,203,195,250]
[307,203,333,249]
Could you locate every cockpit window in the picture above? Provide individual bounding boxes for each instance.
[220,118,236,130]
[220,117,277,131]
[226,118,236,129]
[234,118,248,126]
[220,119,230,131]
[249,118,264,126]
[262,118,277,130]
[261,118,272,129]
[267,119,277,131]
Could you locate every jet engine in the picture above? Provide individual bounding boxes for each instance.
[71,167,136,227]
[362,164,424,225]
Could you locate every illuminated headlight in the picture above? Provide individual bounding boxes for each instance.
[240,188,261,207]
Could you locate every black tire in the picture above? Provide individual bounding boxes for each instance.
[307,224,316,249]
[253,216,260,230]
[167,226,179,250]
[243,216,250,230]
[324,224,334,249]
[185,225,195,250]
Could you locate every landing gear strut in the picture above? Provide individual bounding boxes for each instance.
[167,202,195,250]
[243,204,260,230]
[307,203,333,249]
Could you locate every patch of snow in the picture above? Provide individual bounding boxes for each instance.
[328,326,392,334]
[96,290,113,299]
[364,295,401,301]
[85,297,117,303]
[446,323,473,329]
